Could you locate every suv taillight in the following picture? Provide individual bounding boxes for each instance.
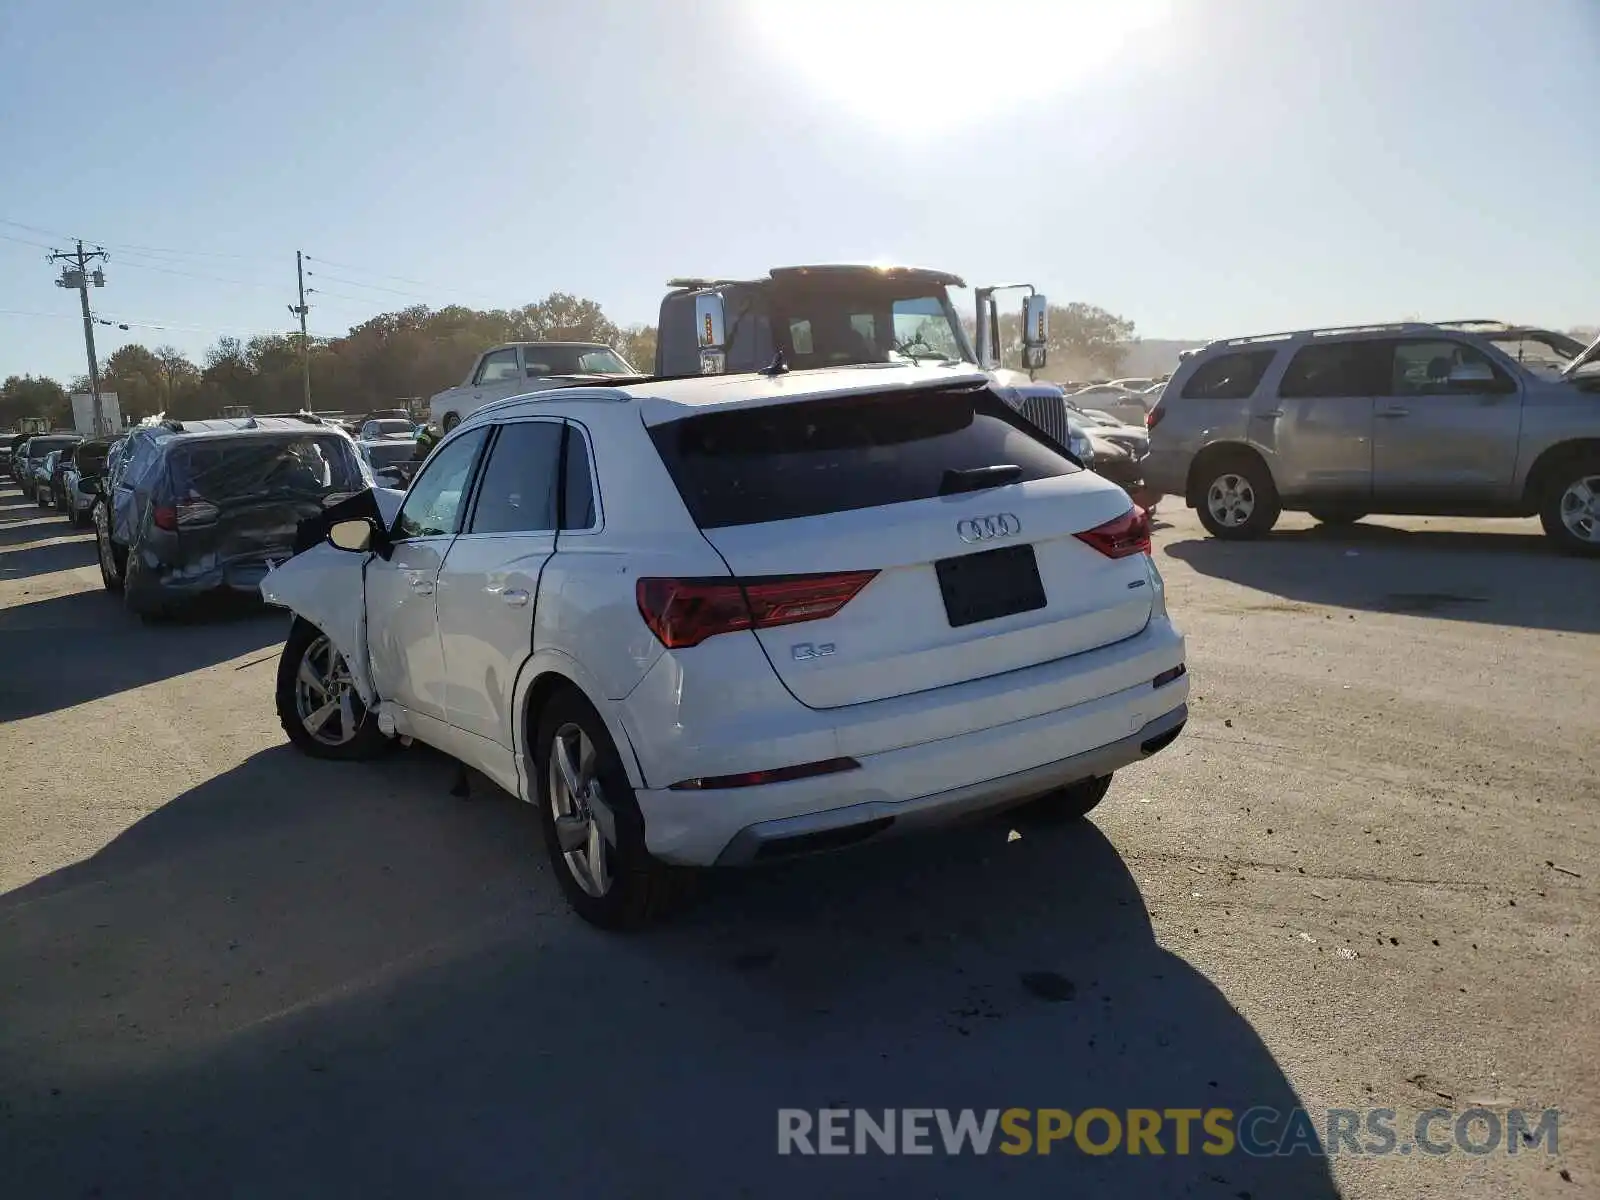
[1075,506,1151,559]
[1145,406,1165,430]
[636,571,879,649]
[153,498,219,531]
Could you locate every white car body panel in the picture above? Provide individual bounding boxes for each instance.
[266,371,1188,867]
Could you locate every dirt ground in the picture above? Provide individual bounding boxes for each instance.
[1,483,1595,1199]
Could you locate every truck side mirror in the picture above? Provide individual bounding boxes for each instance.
[693,293,727,375]
[1022,295,1049,370]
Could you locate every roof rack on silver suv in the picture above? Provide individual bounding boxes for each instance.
[1207,320,1487,349]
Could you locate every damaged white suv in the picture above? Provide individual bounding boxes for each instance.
[262,367,1189,928]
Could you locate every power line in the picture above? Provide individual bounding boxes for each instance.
[0,231,59,250]
[306,271,432,300]
[304,254,434,288]
[110,258,283,292]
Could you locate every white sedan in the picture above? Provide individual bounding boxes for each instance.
[262,367,1189,929]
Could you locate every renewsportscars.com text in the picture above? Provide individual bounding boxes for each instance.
[777,1106,1560,1158]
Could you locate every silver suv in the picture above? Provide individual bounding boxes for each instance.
[1144,320,1600,555]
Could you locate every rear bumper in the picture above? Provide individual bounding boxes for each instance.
[630,626,1189,867]
[1142,449,1192,499]
[126,543,293,611]
[713,703,1187,865]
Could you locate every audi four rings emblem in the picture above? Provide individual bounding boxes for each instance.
[956,513,1022,543]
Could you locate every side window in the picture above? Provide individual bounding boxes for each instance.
[1180,350,1276,400]
[473,349,521,385]
[562,428,597,530]
[395,427,488,540]
[1387,340,1514,396]
[788,319,815,355]
[1278,342,1388,398]
[467,421,564,534]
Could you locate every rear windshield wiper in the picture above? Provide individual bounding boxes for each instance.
[939,464,1022,496]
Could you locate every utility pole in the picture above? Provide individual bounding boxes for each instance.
[48,240,109,434]
[289,250,311,411]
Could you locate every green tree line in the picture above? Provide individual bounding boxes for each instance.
[1,292,657,428]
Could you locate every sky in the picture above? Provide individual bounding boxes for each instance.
[1,0,1596,381]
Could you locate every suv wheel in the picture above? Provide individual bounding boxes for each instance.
[534,686,685,930]
[1540,460,1600,557]
[275,619,392,759]
[1196,454,1281,540]
[94,503,126,593]
[1020,774,1115,824]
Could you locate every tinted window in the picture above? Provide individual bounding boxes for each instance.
[1278,342,1388,398]
[649,385,1080,530]
[169,435,361,502]
[1387,340,1513,396]
[563,430,596,530]
[474,349,521,384]
[1180,350,1276,400]
[468,421,564,534]
[396,427,488,539]
[657,295,697,375]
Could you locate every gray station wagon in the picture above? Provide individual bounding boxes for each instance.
[1144,320,1600,555]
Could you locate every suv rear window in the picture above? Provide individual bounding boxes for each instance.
[1180,350,1275,400]
[169,435,360,501]
[649,384,1080,529]
[1278,342,1390,398]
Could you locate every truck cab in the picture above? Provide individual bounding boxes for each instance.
[655,264,1076,446]
[655,264,1049,377]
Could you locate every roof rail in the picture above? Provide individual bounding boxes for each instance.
[161,418,185,433]
[1209,320,1458,348]
[1431,318,1511,330]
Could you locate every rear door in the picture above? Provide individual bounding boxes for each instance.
[435,418,567,748]
[1264,340,1384,503]
[367,428,489,722]
[647,385,1152,710]
[1371,338,1522,502]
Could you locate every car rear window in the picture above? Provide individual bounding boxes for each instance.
[169,435,361,501]
[1180,350,1276,400]
[648,384,1081,529]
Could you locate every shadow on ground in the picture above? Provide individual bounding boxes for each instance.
[1163,522,1600,634]
[0,747,1339,1198]
[0,588,287,721]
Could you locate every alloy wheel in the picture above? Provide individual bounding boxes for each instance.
[293,634,362,747]
[1206,473,1256,528]
[547,723,615,898]
[1558,474,1600,544]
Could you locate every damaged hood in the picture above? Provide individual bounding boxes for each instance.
[1560,331,1600,379]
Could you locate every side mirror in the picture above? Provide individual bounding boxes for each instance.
[77,477,99,495]
[328,517,378,553]
[693,292,727,375]
[1021,295,1049,370]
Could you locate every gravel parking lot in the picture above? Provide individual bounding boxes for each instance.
[1,483,1594,1199]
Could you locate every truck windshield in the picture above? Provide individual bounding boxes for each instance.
[736,279,974,371]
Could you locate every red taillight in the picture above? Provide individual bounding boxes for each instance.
[668,756,861,791]
[1145,406,1165,430]
[635,570,878,649]
[152,499,219,531]
[1076,505,1152,559]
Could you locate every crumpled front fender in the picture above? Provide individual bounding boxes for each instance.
[261,544,375,705]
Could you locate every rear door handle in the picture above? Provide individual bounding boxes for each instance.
[1253,410,1283,419]
[410,580,434,595]
[501,588,530,608]
[1376,407,1410,419]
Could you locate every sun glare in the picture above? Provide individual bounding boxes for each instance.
[745,0,1176,138]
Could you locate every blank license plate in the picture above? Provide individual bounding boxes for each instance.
[934,544,1047,628]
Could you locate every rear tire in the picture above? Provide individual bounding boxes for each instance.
[95,503,126,594]
[534,686,686,930]
[1019,774,1115,824]
[1194,452,1280,540]
[275,618,392,759]
[1309,510,1367,527]
[1538,455,1600,557]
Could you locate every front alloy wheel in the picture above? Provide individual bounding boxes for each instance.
[274,618,391,759]
[1206,473,1255,529]
[1543,468,1600,557]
